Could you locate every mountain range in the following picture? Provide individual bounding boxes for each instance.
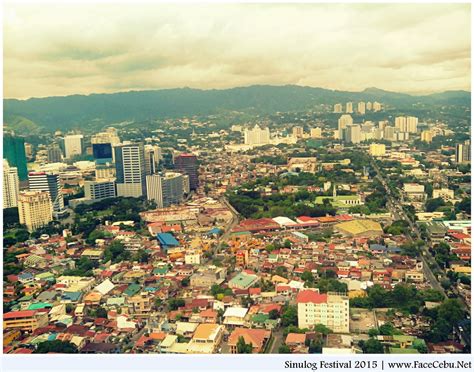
[3,85,470,133]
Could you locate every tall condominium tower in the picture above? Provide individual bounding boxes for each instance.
[114,143,147,197]
[3,160,20,209]
[28,172,65,217]
[174,153,199,191]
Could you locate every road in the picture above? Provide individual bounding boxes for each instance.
[217,197,241,252]
[369,156,471,347]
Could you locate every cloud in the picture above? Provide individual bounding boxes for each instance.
[4,3,471,99]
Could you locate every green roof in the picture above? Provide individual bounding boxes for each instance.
[228,273,258,289]
[251,314,269,323]
[124,284,141,297]
[28,302,52,310]
[389,347,420,354]
[153,267,169,275]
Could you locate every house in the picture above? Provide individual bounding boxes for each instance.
[187,323,224,353]
[223,307,248,327]
[228,328,271,353]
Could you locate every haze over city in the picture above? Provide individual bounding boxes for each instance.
[4,2,471,99]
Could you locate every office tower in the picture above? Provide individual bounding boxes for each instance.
[146,172,184,208]
[243,124,270,145]
[28,172,65,216]
[24,143,33,160]
[114,143,147,197]
[84,180,116,200]
[345,102,353,113]
[3,134,28,181]
[369,144,386,157]
[92,143,113,164]
[144,144,161,175]
[366,102,373,111]
[47,144,63,163]
[174,153,199,191]
[421,130,435,143]
[344,124,361,144]
[310,127,322,138]
[333,103,343,113]
[292,126,304,139]
[372,101,382,112]
[357,102,366,115]
[338,114,353,138]
[18,191,53,232]
[455,141,471,163]
[3,160,20,209]
[64,134,84,159]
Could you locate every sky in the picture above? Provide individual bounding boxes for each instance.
[3,2,471,99]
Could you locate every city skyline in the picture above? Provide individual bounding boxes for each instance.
[4,2,471,99]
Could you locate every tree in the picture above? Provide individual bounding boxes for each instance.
[236,336,253,354]
[281,305,298,327]
[314,324,332,336]
[413,339,428,354]
[95,307,108,319]
[268,309,280,320]
[168,298,185,311]
[425,198,446,213]
[301,271,314,283]
[278,344,291,354]
[362,339,384,354]
[35,340,78,354]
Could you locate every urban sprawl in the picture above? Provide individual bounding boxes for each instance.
[3,99,471,355]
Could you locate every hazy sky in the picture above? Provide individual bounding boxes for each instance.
[4,2,471,99]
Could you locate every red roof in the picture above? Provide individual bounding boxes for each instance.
[296,290,328,304]
[4,310,36,319]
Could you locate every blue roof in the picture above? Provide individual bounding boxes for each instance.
[62,291,82,301]
[208,227,222,235]
[369,244,387,251]
[157,233,179,247]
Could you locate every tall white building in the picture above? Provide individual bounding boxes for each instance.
[243,125,270,146]
[310,127,322,138]
[3,160,20,209]
[357,102,366,115]
[114,143,147,197]
[345,102,353,113]
[146,172,184,208]
[333,103,343,113]
[395,116,418,133]
[297,290,349,333]
[345,124,361,144]
[91,127,121,145]
[372,101,382,112]
[407,116,418,133]
[366,102,373,111]
[28,172,64,216]
[338,114,353,138]
[64,134,84,159]
[18,191,53,232]
[144,144,161,175]
[456,141,471,163]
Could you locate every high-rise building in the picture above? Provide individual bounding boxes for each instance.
[3,160,20,209]
[344,124,361,144]
[95,164,116,179]
[310,127,322,138]
[84,179,116,200]
[407,116,418,133]
[64,134,84,159]
[243,125,270,146]
[357,102,366,115]
[395,116,418,133]
[146,172,184,208]
[421,130,435,143]
[345,102,353,113]
[296,290,349,333]
[3,134,28,181]
[47,144,63,163]
[333,103,343,113]
[24,143,33,160]
[18,191,53,232]
[372,102,382,112]
[366,102,373,111]
[384,126,396,141]
[455,141,471,163]
[144,144,161,175]
[338,114,353,139]
[292,126,304,139]
[369,143,386,157]
[92,143,113,164]
[174,153,199,191]
[182,175,190,194]
[114,143,147,198]
[28,172,65,216]
[91,127,121,145]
